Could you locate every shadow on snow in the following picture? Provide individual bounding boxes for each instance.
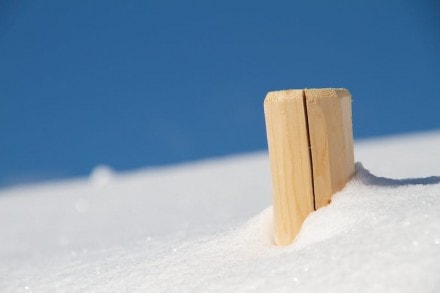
[355,162,440,187]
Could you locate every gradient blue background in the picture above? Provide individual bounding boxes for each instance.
[1,0,439,187]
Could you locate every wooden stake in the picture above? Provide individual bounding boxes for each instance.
[305,89,355,209]
[264,90,315,246]
[264,88,354,245]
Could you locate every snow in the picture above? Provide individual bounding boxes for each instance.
[1,131,439,292]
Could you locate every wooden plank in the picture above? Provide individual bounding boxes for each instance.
[264,88,355,245]
[304,88,355,209]
[264,90,315,246]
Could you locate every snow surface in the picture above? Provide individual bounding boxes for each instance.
[1,131,440,292]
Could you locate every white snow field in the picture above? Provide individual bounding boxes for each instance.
[1,131,439,292]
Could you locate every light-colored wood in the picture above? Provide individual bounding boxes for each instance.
[264,90,315,246]
[304,89,355,209]
[264,88,354,246]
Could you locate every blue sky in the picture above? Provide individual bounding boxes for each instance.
[1,0,439,186]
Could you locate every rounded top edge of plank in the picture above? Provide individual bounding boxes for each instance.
[264,89,304,104]
[304,88,351,98]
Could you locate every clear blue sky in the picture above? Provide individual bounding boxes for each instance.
[1,0,439,187]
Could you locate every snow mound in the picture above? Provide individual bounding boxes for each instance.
[0,131,439,292]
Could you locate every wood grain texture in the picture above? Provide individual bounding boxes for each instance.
[304,88,355,209]
[264,90,314,245]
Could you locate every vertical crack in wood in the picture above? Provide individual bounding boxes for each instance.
[302,90,316,211]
